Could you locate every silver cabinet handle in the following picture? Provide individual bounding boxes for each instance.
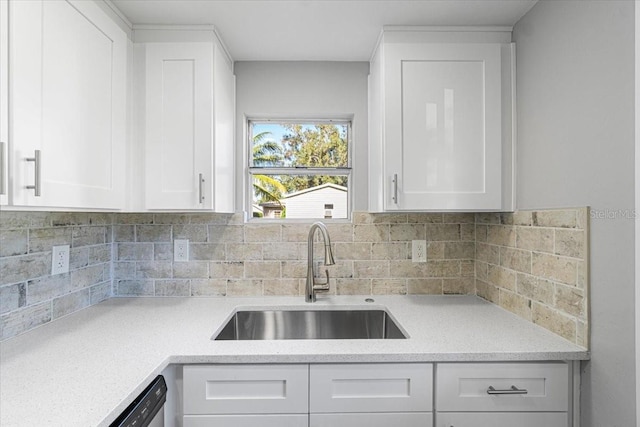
[487,385,528,395]
[198,173,204,203]
[26,150,41,196]
[0,142,6,195]
[392,173,398,204]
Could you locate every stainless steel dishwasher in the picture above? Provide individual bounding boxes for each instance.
[110,375,167,427]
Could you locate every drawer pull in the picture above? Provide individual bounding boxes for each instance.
[487,385,528,395]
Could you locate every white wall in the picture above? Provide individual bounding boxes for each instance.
[513,1,636,425]
[234,61,369,214]
[636,1,640,424]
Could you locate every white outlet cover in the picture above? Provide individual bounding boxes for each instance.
[174,239,189,262]
[412,240,427,263]
[51,244,70,275]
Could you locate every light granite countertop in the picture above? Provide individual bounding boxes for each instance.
[0,295,588,427]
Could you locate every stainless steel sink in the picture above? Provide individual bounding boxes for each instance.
[213,309,407,340]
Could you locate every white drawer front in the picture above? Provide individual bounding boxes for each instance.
[436,362,569,412]
[311,412,433,427]
[183,364,308,415]
[310,363,433,413]
[436,412,568,427]
[184,414,308,427]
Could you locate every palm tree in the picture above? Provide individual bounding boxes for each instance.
[252,132,286,210]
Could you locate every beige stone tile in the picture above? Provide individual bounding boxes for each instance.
[476,279,499,304]
[88,245,110,265]
[426,241,445,260]
[499,213,514,225]
[336,278,371,295]
[244,224,282,243]
[189,212,242,225]
[208,225,244,243]
[0,229,28,257]
[577,320,589,348]
[52,289,90,319]
[389,260,427,278]
[475,225,488,242]
[190,243,226,261]
[173,262,209,279]
[135,261,172,279]
[443,213,475,224]
[512,211,533,226]
[443,277,475,295]
[516,227,553,253]
[153,214,190,225]
[325,224,354,242]
[262,242,301,260]
[460,224,476,241]
[154,243,173,261]
[281,224,309,242]
[117,280,154,296]
[426,260,460,277]
[486,225,516,247]
[208,261,244,280]
[89,281,111,304]
[532,302,577,343]
[114,213,154,225]
[475,213,501,224]
[354,225,389,242]
[47,212,89,227]
[29,228,72,253]
[407,213,442,223]
[335,242,372,260]
[136,225,171,242]
[154,280,190,296]
[354,260,389,278]
[577,260,588,289]
[71,226,107,247]
[407,278,442,295]
[475,243,500,264]
[487,265,516,291]
[0,283,26,314]
[26,274,70,304]
[227,279,263,296]
[0,253,51,286]
[245,261,281,278]
[191,279,227,296]
[226,243,263,261]
[113,225,134,242]
[117,243,153,261]
[554,229,586,259]
[0,302,51,340]
[476,261,488,281]
[369,213,408,224]
[425,224,460,241]
[70,247,89,270]
[390,224,425,241]
[372,279,406,295]
[281,261,307,278]
[0,211,32,229]
[71,264,106,288]
[172,224,208,242]
[325,260,354,279]
[461,260,475,277]
[499,290,532,321]
[500,247,532,274]
[264,279,299,296]
[533,210,577,228]
[113,262,135,280]
[352,212,373,224]
[532,253,577,286]
[576,207,589,230]
[444,242,475,260]
[516,273,554,305]
[555,284,586,317]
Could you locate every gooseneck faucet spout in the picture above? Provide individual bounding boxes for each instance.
[305,222,335,302]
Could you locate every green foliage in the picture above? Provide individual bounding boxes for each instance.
[252,131,285,205]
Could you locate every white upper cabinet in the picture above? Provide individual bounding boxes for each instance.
[369,29,515,212]
[0,0,8,206]
[137,31,235,211]
[8,0,127,209]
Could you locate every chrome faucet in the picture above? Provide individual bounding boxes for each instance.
[305,222,335,302]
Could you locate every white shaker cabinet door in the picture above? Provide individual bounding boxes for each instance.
[0,0,7,205]
[144,42,213,210]
[383,43,503,211]
[9,0,127,209]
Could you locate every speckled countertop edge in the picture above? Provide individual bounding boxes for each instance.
[0,295,589,427]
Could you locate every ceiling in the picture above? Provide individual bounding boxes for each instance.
[111,0,538,61]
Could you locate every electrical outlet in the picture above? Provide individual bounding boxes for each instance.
[51,245,70,275]
[412,240,427,263]
[174,239,189,262]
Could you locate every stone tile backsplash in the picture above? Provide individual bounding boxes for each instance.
[0,208,589,346]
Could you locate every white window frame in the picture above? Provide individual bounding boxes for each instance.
[247,119,353,222]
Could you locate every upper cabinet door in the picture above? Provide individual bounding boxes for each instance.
[144,42,214,210]
[0,0,8,206]
[10,0,127,209]
[369,32,514,212]
[386,43,502,211]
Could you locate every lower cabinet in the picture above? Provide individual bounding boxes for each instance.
[181,361,573,427]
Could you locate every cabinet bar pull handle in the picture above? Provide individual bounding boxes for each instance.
[392,173,398,204]
[487,385,528,395]
[198,173,204,203]
[0,142,6,195]
[26,150,41,196]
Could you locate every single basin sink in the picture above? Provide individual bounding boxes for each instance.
[213,309,407,340]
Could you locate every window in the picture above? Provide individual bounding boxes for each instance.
[249,120,351,220]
